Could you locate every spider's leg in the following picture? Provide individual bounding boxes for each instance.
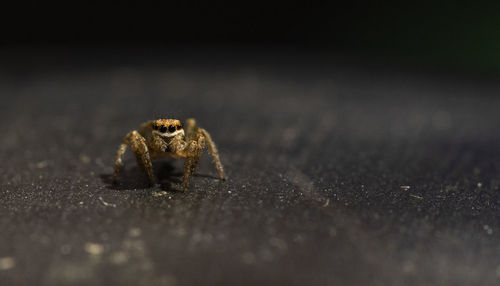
[200,128,225,180]
[184,118,197,141]
[184,118,226,180]
[114,130,156,185]
[113,142,128,183]
[182,157,194,189]
[182,132,205,189]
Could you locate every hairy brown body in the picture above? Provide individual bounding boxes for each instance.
[113,118,225,189]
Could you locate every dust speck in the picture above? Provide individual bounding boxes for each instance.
[152,191,168,197]
[36,161,49,169]
[79,154,91,164]
[0,257,15,270]
[98,196,117,208]
[322,198,329,207]
[110,251,128,264]
[129,228,142,237]
[84,242,104,256]
[483,225,493,235]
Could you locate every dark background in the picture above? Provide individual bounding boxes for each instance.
[2,1,500,72]
[1,1,500,286]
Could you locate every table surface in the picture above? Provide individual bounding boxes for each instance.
[0,48,499,286]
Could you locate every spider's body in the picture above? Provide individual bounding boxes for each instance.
[113,118,225,189]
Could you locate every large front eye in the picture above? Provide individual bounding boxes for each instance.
[168,125,176,132]
[159,125,167,133]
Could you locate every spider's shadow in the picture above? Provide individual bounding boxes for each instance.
[100,160,219,191]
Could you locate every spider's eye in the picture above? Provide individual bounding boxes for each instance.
[177,125,183,130]
[152,124,158,130]
[159,125,167,133]
[168,125,176,133]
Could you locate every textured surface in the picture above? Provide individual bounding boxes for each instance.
[0,48,499,285]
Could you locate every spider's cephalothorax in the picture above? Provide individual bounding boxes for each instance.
[113,118,225,189]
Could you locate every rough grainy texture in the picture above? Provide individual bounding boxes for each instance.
[0,48,499,286]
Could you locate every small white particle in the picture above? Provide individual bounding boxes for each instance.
[84,242,104,255]
[79,154,91,164]
[322,198,330,207]
[152,191,168,197]
[98,196,116,208]
[0,257,15,270]
[483,225,493,235]
[128,228,142,237]
[36,161,49,168]
[110,251,128,264]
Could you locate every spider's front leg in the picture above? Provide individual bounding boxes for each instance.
[182,132,205,189]
[180,118,226,189]
[113,130,156,185]
[186,119,225,179]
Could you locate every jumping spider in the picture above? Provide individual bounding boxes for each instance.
[113,118,225,189]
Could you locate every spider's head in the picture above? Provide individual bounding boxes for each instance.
[151,119,184,142]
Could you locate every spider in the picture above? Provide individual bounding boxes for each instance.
[113,118,225,189]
